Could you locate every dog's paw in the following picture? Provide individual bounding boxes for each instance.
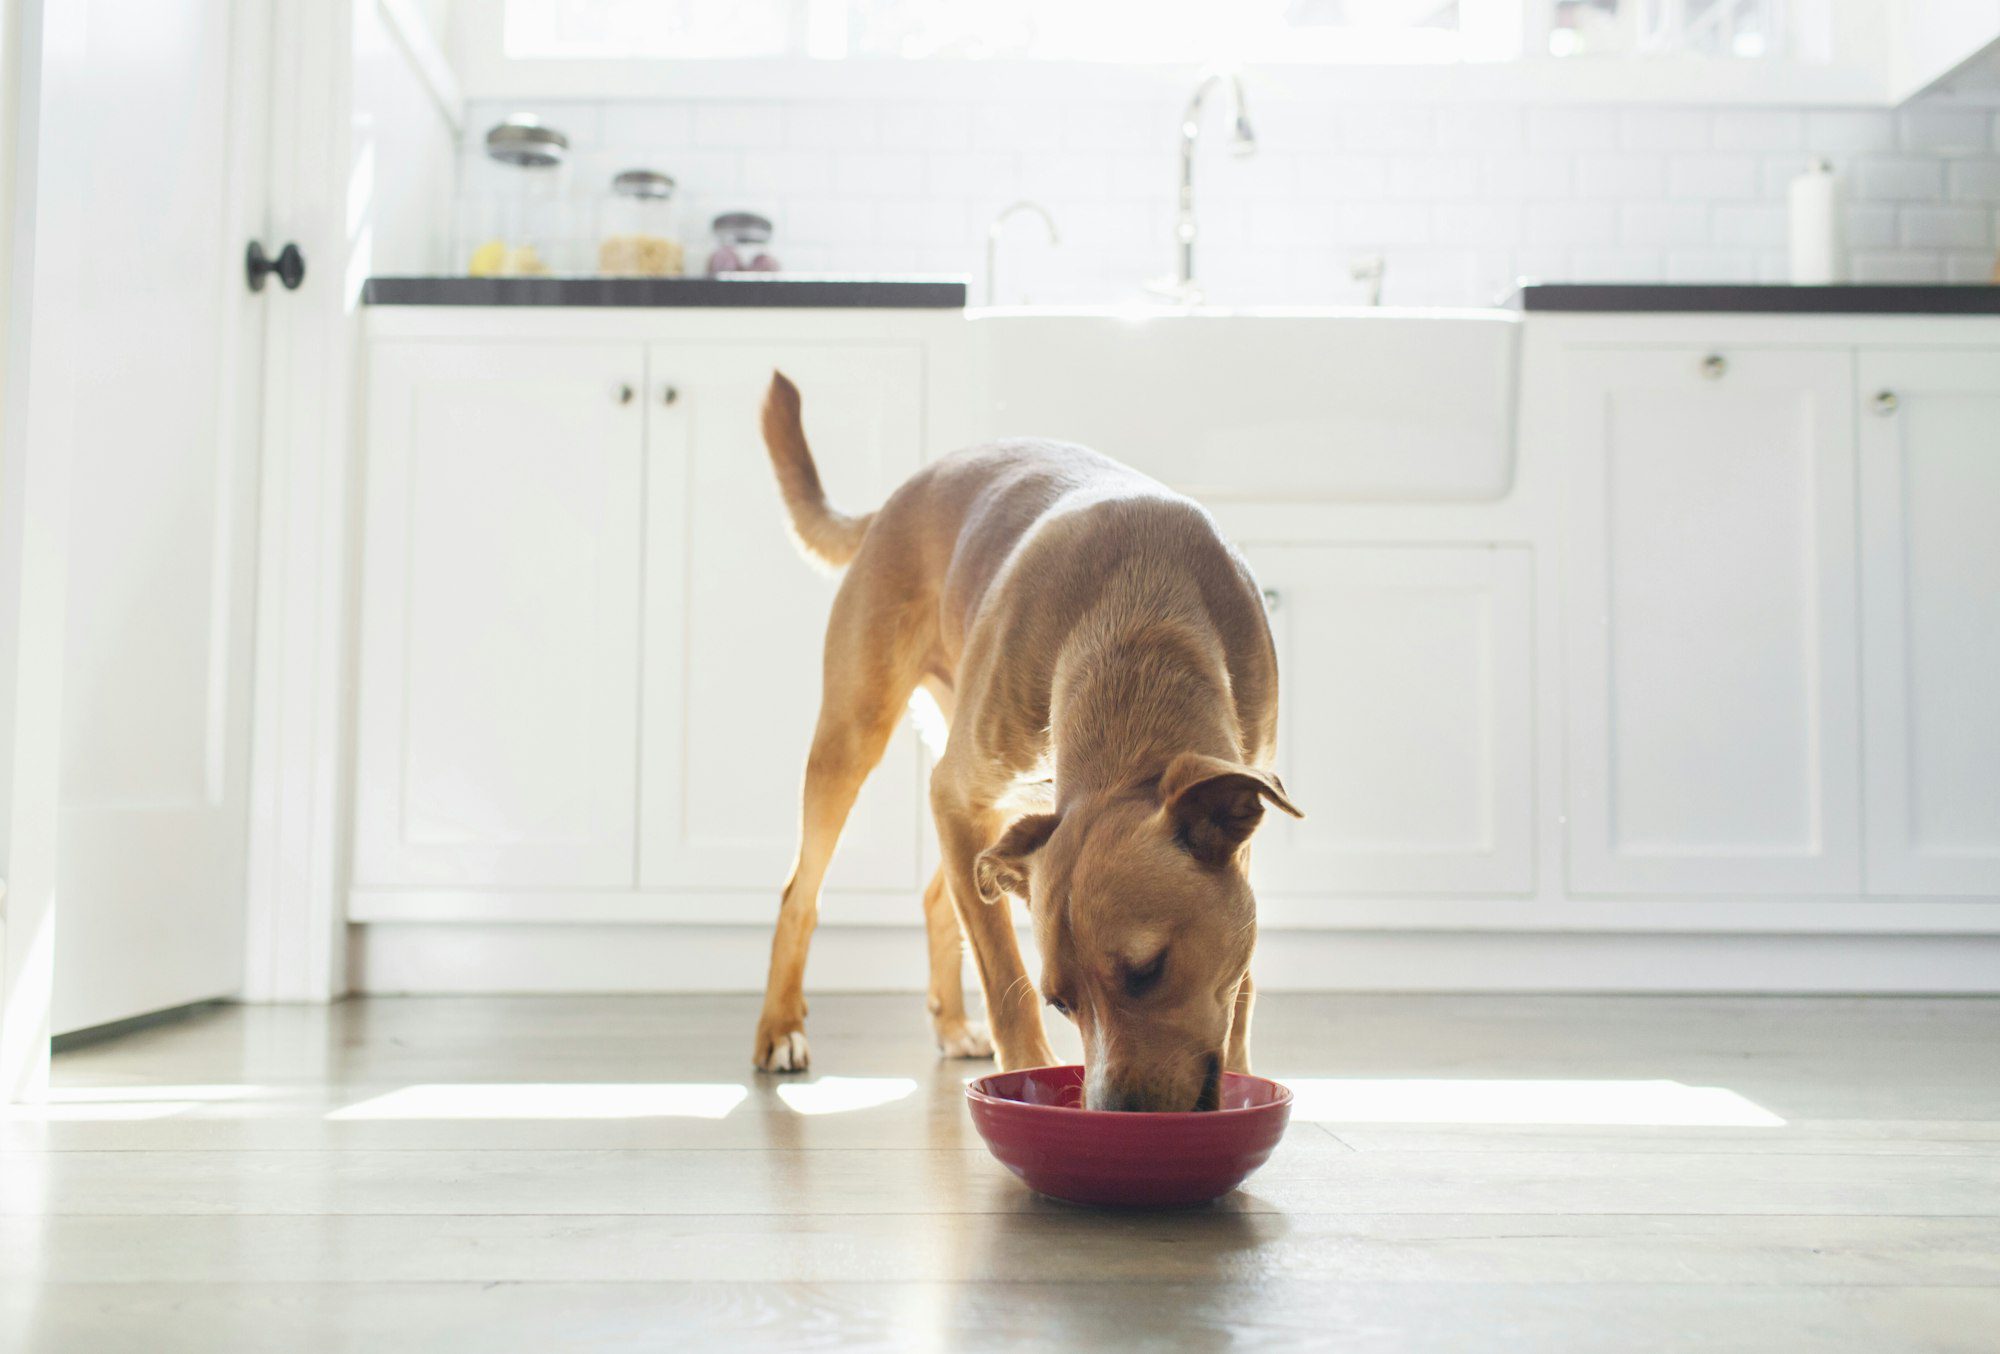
[934,1020,994,1061]
[754,1026,810,1073]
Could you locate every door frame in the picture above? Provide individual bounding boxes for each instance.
[0,0,72,1103]
[240,0,365,1004]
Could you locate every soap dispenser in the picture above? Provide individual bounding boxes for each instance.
[1787,157,1843,285]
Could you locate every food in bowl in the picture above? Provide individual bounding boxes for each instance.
[965,1064,1291,1207]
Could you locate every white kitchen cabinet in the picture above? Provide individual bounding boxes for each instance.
[1242,544,1535,897]
[1560,345,1861,896]
[1858,348,2000,896]
[637,342,928,895]
[353,341,646,888]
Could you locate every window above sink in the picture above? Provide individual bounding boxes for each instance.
[460,0,1959,105]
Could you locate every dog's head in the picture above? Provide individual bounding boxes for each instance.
[977,751,1302,1112]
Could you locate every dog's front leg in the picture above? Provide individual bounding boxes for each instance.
[1225,971,1255,1074]
[934,805,1055,1072]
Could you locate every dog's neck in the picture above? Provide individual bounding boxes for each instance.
[1047,598,1244,807]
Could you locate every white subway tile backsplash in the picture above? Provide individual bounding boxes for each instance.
[1710,110,1802,151]
[694,103,786,148]
[1295,154,1391,199]
[1569,247,1664,281]
[1945,251,1997,282]
[1803,110,1896,156]
[1899,108,1991,156]
[1576,153,1665,199]
[1332,202,1435,244]
[1525,200,1620,246]
[1948,159,2000,203]
[1664,249,1759,282]
[1710,204,1787,248]
[1852,157,1946,202]
[1668,154,1760,200]
[1898,206,1990,250]
[1527,107,1616,151]
[1844,205,1898,250]
[1849,251,1944,282]
[1343,105,1437,153]
[881,104,971,150]
[454,94,1987,305]
[1388,156,1480,199]
[1435,105,1525,152]
[1618,109,1709,151]
[1619,202,1709,246]
[1477,153,1573,200]
[1432,202,1525,246]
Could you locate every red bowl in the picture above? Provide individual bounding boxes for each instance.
[965,1064,1292,1207]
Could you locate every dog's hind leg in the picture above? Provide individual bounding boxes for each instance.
[753,584,923,1074]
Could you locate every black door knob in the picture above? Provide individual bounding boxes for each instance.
[246,241,306,292]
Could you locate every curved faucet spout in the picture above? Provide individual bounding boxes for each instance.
[1157,70,1256,305]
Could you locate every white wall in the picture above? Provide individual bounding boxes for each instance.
[453,93,2000,305]
[354,0,458,275]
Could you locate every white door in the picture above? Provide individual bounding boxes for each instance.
[639,343,926,897]
[52,0,271,1033]
[352,342,645,890]
[1242,544,1535,897]
[1858,348,2000,896]
[1561,346,1861,896]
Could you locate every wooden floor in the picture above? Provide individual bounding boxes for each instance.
[2,993,1996,1352]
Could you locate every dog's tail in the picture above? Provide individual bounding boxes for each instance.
[761,370,873,573]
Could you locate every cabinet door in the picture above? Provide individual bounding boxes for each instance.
[353,342,645,888]
[640,343,926,894]
[1561,346,1860,895]
[1859,349,2000,895]
[1241,545,1534,896]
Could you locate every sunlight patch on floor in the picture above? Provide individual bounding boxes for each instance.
[775,1076,918,1116]
[1283,1078,1785,1127]
[6,1084,265,1121]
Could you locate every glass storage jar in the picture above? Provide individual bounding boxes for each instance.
[597,170,683,277]
[463,116,572,277]
[706,211,779,275]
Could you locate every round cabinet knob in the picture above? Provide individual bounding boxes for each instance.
[1700,354,1728,380]
[1872,390,1899,417]
[661,385,680,407]
[1261,587,1280,612]
[616,383,635,405]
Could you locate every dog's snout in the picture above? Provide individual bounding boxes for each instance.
[1087,1052,1226,1113]
[1195,1054,1222,1112]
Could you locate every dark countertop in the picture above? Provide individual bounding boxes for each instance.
[1518,283,2000,315]
[362,275,969,309]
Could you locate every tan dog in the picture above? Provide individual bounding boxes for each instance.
[752,373,1300,1112]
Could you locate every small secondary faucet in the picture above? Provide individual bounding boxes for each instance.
[1152,70,1256,305]
[984,200,1060,306]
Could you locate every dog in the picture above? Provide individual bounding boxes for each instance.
[751,372,1300,1112]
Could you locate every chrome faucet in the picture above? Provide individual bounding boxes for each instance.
[984,200,1060,306]
[1153,70,1256,305]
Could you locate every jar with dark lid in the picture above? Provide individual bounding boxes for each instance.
[461,115,574,277]
[598,169,683,277]
[707,211,779,275]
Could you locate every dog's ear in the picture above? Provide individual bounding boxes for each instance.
[1160,752,1303,865]
[974,813,1060,904]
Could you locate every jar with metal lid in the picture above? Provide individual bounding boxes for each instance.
[598,170,684,277]
[462,115,573,277]
[706,211,780,275]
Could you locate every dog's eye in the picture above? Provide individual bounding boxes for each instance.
[1044,994,1071,1018]
[1122,952,1167,999]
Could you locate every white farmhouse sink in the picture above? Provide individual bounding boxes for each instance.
[971,307,1519,502]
